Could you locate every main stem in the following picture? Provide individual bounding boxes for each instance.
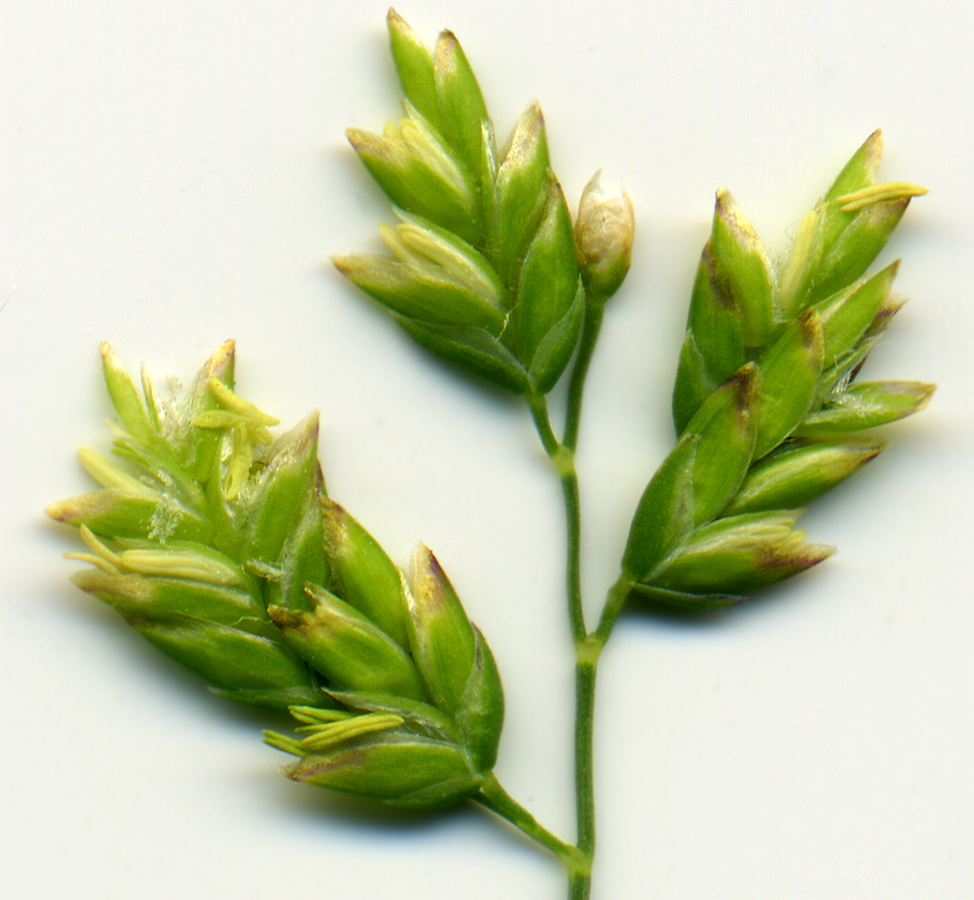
[569,642,597,899]
[527,292,608,899]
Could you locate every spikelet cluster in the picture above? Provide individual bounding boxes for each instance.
[622,133,933,608]
[334,10,585,394]
[48,343,503,808]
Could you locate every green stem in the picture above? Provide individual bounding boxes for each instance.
[474,773,578,867]
[526,387,562,459]
[570,640,598,899]
[527,391,585,645]
[564,294,606,454]
[568,577,633,899]
[525,291,612,899]
[592,573,635,650]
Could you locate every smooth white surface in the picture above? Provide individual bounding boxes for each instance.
[1,2,971,898]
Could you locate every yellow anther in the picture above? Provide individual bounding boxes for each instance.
[298,713,404,753]
[206,377,280,427]
[191,379,281,500]
[64,552,120,575]
[76,524,123,571]
[835,181,928,212]
[778,209,821,314]
[78,447,155,495]
[116,547,243,586]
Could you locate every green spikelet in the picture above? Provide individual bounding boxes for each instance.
[627,133,932,610]
[49,344,505,810]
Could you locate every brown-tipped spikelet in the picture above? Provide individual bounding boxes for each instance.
[627,132,931,611]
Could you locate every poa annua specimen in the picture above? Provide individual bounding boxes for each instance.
[48,10,933,899]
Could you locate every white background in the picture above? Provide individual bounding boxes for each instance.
[2,1,971,898]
